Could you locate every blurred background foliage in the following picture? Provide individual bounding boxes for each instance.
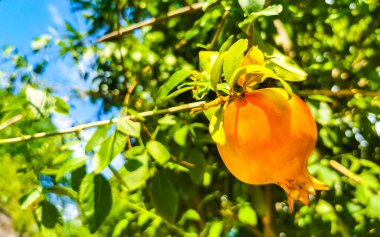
[0,0,380,236]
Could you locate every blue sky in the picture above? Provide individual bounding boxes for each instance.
[0,0,123,181]
[0,0,119,124]
[0,0,70,50]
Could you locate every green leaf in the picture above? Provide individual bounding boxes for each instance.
[56,156,89,181]
[367,195,380,219]
[31,35,51,51]
[122,151,150,190]
[125,146,145,158]
[149,171,179,222]
[203,104,220,121]
[239,0,265,13]
[157,86,193,104]
[52,149,74,165]
[2,45,16,58]
[47,185,78,199]
[54,96,70,115]
[79,173,112,233]
[315,102,332,125]
[94,132,127,174]
[219,35,235,53]
[209,106,226,145]
[85,126,109,153]
[253,4,282,16]
[208,221,224,237]
[126,108,145,121]
[187,149,206,185]
[117,119,141,137]
[229,64,293,98]
[158,115,178,126]
[223,39,248,83]
[239,5,283,35]
[72,166,86,193]
[275,77,293,99]
[157,69,193,101]
[173,126,189,147]
[112,219,129,237]
[238,204,257,226]
[268,49,308,81]
[26,86,46,109]
[229,64,277,88]
[19,187,43,209]
[146,140,170,165]
[210,52,227,91]
[178,209,201,226]
[250,30,307,81]
[41,201,60,229]
[199,51,219,74]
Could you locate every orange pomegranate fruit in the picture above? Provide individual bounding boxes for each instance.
[216,88,328,212]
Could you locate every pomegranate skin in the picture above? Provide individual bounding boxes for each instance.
[216,88,328,211]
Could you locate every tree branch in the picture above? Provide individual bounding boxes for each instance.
[298,89,380,97]
[0,101,206,145]
[329,160,362,183]
[0,115,23,131]
[97,2,204,42]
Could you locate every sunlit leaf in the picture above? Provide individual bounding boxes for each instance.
[56,156,89,181]
[367,195,380,219]
[239,5,283,35]
[199,51,219,74]
[208,221,224,237]
[210,52,227,91]
[146,140,170,165]
[173,126,189,147]
[19,187,43,209]
[158,115,178,125]
[31,35,51,52]
[85,126,109,153]
[219,35,235,53]
[178,209,201,226]
[94,132,127,174]
[117,119,141,137]
[238,204,257,226]
[223,39,248,83]
[157,69,193,102]
[209,106,226,145]
[239,0,265,13]
[54,96,70,115]
[121,151,150,190]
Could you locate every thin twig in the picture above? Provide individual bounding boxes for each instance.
[97,2,204,42]
[298,89,380,97]
[329,160,362,183]
[0,115,23,131]
[210,10,229,49]
[273,19,292,54]
[0,101,206,145]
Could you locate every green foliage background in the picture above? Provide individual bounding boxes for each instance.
[0,0,379,236]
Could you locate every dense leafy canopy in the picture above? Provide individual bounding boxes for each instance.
[1,0,380,236]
